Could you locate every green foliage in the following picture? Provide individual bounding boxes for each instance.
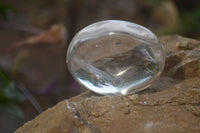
[0,70,25,118]
[178,6,200,36]
[0,3,14,20]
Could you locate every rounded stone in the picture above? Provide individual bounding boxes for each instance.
[67,20,165,95]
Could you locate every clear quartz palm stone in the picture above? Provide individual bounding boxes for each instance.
[67,20,165,95]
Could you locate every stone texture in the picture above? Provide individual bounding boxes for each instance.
[161,35,200,79]
[15,35,200,133]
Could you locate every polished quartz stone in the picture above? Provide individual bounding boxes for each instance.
[67,20,165,95]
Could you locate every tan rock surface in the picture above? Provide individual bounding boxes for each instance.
[15,36,200,133]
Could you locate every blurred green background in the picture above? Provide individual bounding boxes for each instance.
[0,0,199,132]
